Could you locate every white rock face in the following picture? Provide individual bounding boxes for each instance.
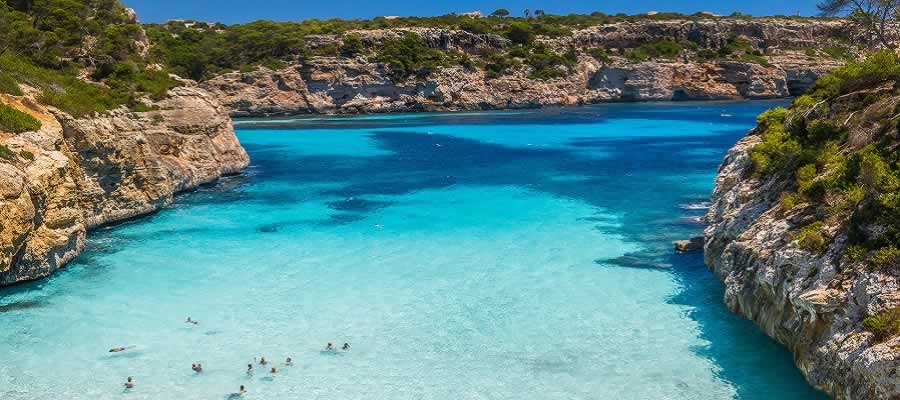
[704,131,900,399]
[201,20,847,116]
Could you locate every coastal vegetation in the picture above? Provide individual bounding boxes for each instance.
[863,306,900,342]
[142,10,854,82]
[0,102,41,133]
[0,0,180,116]
[750,50,900,271]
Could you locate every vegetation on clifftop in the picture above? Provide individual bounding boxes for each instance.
[0,0,180,116]
[0,103,41,133]
[750,51,900,272]
[143,10,854,82]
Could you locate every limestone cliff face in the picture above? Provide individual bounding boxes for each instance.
[202,19,847,116]
[705,130,900,397]
[204,56,838,116]
[0,83,249,285]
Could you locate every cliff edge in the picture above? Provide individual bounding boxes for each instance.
[0,83,249,285]
[193,19,851,116]
[705,52,900,399]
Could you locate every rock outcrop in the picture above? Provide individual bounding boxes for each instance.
[201,18,849,116]
[204,56,840,116]
[0,83,249,285]
[704,120,900,397]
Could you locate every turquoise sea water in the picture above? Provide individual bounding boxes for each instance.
[0,102,827,400]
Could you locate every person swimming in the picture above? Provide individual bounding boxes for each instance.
[270,367,277,374]
[247,364,253,374]
[124,377,134,389]
[259,356,267,365]
[285,357,293,366]
[325,342,334,350]
[109,345,135,353]
[192,363,203,373]
[228,385,247,399]
[342,343,350,350]
[185,317,198,325]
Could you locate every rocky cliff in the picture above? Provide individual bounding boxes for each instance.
[200,18,849,116]
[704,68,900,398]
[0,83,249,285]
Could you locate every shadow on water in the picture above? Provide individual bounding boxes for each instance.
[665,252,827,400]
[1,100,823,397]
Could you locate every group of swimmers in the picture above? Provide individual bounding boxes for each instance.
[116,318,352,396]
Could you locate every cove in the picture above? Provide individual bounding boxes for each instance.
[0,102,826,400]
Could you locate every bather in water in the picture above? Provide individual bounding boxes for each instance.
[109,345,136,353]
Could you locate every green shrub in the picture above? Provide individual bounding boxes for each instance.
[863,307,900,341]
[506,22,534,45]
[793,95,818,110]
[809,50,900,100]
[796,163,818,194]
[587,48,610,63]
[757,107,789,126]
[131,103,160,112]
[0,144,15,161]
[531,23,572,38]
[526,46,577,80]
[625,40,682,62]
[719,36,753,57]
[750,108,803,177]
[795,221,827,253]
[0,103,41,133]
[779,192,799,212]
[376,32,448,80]
[0,72,22,96]
[821,46,855,60]
[805,120,845,144]
[0,55,124,116]
[696,48,717,60]
[625,48,650,62]
[871,246,900,269]
[483,52,519,79]
[740,53,770,66]
[340,34,365,57]
[845,244,867,261]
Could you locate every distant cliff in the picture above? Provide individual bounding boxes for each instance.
[0,83,248,285]
[193,19,852,116]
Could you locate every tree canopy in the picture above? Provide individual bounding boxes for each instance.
[818,0,899,47]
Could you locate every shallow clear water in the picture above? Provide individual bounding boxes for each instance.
[0,102,826,400]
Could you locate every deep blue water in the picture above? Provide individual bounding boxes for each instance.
[0,102,826,399]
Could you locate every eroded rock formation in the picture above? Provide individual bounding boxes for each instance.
[0,83,249,285]
[705,116,900,399]
[201,19,849,116]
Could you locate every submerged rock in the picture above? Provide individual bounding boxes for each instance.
[597,256,672,270]
[674,237,704,253]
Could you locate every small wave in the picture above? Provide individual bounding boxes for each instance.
[679,202,711,210]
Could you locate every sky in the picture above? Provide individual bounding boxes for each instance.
[123,0,825,24]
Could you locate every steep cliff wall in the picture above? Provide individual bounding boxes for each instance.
[200,19,849,116]
[0,83,249,285]
[704,65,900,398]
[203,56,839,116]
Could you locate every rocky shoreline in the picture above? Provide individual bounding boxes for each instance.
[704,132,900,398]
[0,83,249,285]
[200,19,849,117]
